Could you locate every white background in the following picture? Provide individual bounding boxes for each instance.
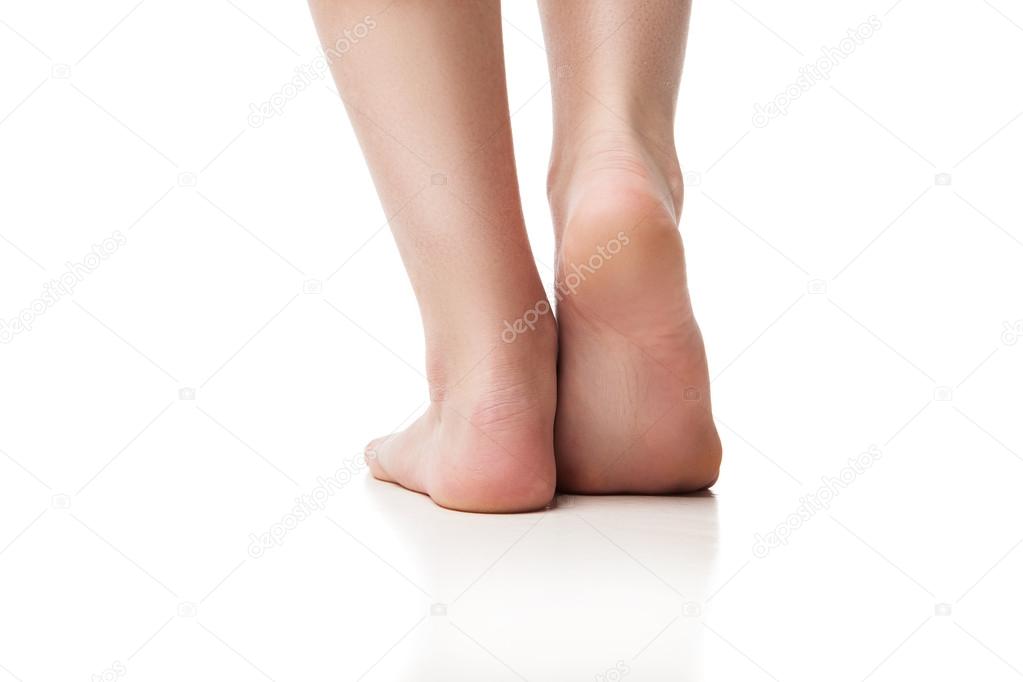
[2,0,1022,680]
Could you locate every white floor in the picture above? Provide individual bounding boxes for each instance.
[4,450,1023,681]
[3,0,1023,680]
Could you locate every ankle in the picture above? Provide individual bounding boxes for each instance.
[551,92,676,148]
[425,311,557,403]
[548,126,682,221]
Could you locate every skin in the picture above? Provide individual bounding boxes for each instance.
[539,1,721,493]
[307,0,720,512]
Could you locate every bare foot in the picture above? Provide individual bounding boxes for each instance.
[549,130,721,494]
[365,320,558,513]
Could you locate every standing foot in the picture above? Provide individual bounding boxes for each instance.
[366,320,558,513]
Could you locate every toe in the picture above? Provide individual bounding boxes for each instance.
[364,437,392,483]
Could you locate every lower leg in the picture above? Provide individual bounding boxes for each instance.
[308,0,556,511]
[538,0,721,493]
[541,1,688,218]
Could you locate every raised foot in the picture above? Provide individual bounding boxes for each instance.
[551,134,722,494]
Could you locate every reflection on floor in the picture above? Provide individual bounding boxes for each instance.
[331,476,720,680]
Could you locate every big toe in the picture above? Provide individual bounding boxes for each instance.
[364,437,392,483]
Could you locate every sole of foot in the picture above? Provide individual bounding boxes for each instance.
[365,324,558,513]
[550,131,721,494]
